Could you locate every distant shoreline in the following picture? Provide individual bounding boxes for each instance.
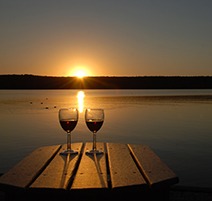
[0,74,212,89]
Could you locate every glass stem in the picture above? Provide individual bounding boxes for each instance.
[93,132,96,151]
[67,132,71,151]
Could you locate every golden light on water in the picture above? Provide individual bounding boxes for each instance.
[77,91,85,113]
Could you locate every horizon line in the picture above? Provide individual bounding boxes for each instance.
[1,74,212,78]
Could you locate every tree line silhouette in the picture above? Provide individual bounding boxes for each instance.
[0,74,212,89]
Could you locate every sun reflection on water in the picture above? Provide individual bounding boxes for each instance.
[77,91,85,113]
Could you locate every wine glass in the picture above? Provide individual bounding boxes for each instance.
[58,108,78,155]
[85,108,104,154]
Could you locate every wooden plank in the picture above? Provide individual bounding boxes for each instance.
[106,143,147,189]
[71,142,108,189]
[0,145,61,189]
[30,143,83,190]
[128,144,179,188]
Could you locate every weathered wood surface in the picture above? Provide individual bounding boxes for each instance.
[0,145,61,189]
[107,143,147,189]
[128,144,179,188]
[72,142,108,189]
[30,143,83,190]
[0,142,179,200]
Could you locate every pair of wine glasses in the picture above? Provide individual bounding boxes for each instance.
[59,108,104,155]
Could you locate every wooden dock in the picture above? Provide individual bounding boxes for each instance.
[0,142,179,201]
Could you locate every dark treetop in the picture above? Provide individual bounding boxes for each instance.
[0,74,212,89]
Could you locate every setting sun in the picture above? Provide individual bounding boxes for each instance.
[70,67,90,78]
[74,70,86,78]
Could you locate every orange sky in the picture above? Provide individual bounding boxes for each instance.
[1,1,212,76]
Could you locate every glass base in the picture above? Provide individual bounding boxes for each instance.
[86,149,103,155]
[60,149,78,155]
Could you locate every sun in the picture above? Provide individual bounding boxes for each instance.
[74,70,86,78]
[70,67,90,78]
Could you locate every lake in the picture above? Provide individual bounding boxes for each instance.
[0,89,212,188]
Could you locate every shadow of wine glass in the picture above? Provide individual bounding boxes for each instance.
[85,152,107,188]
[59,153,78,189]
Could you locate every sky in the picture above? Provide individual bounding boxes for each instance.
[0,0,212,77]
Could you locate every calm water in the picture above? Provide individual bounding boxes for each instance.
[0,89,212,188]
